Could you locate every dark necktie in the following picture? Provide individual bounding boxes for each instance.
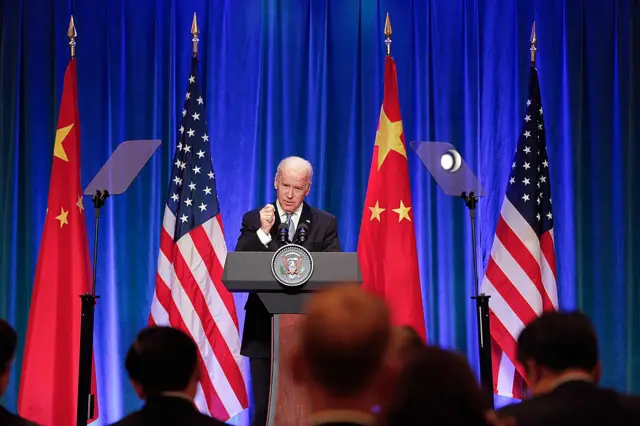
[285,213,295,242]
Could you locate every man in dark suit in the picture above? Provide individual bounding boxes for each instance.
[291,285,392,426]
[235,156,342,426]
[496,311,640,426]
[0,319,38,426]
[111,326,228,426]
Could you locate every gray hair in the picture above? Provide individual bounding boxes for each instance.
[275,156,313,183]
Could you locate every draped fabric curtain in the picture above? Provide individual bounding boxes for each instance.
[1,0,638,424]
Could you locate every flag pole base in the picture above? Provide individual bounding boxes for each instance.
[76,190,108,426]
[461,191,495,408]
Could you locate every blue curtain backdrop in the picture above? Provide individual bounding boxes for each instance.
[1,0,639,424]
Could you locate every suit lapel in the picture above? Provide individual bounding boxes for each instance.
[298,202,314,247]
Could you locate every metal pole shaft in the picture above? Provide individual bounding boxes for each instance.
[467,194,494,408]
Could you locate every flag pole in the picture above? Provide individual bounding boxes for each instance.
[67,16,77,58]
[192,12,199,58]
[384,13,392,56]
[74,15,103,424]
[518,21,537,401]
[530,22,537,66]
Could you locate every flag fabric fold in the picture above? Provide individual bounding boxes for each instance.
[479,65,558,398]
[148,57,248,421]
[357,55,427,341]
[18,57,99,425]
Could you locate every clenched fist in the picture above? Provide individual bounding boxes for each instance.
[259,204,277,234]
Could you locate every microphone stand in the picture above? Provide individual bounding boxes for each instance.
[462,191,494,408]
[295,224,309,246]
[76,189,108,426]
[278,223,290,245]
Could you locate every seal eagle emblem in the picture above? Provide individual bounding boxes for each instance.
[271,244,314,287]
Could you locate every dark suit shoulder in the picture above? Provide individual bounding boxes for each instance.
[243,207,262,216]
[241,208,261,223]
[111,411,227,426]
[496,382,640,426]
[620,394,640,418]
[109,397,229,426]
[0,406,39,426]
[308,205,336,220]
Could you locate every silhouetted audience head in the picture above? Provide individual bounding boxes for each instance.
[293,285,392,400]
[0,319,18,398]
[517,310,600,396]
[125,326,200,399]
[383,345,492,426]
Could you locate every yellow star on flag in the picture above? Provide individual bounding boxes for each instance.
[369,201,385,222]
[55,207,69,228]
[374,107,406,170]
[54,123,74,162]
[76,196,84,213]
[392,201,412,222]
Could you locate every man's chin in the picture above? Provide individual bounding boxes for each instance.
[282,203,299,212]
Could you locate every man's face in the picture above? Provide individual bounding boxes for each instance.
[275,167,310,213]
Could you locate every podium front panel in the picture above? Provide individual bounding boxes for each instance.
[223,251,362,294]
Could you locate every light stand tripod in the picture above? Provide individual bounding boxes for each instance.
[410,141,494,408]
[462,191,493,407]
[76,190,108,426]
[77,139,162,426]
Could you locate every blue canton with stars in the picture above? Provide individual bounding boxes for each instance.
[506,66,553,236]
[167,58,220,241]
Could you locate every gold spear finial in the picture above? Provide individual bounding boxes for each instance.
[384,13,392,56]
[191,13,199,58]
[67,15,77,58]
[530,21,537,65]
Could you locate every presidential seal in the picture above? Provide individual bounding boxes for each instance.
[271,244,314,287]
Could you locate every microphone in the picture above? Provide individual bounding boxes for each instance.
[295,222,309,244]
[277,223,290,244]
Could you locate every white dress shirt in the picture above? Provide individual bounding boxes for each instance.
[256,200,303,246]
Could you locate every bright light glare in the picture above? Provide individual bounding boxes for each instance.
[441,153,454,171]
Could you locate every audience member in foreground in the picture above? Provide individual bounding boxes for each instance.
[111,326,228,426]
[382,345,495,426]
[292,285,392,426]
[497,311,640,426]
[0,319,38,426]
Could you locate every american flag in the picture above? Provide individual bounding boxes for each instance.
[149,57,249,420]
[479,65,558,399]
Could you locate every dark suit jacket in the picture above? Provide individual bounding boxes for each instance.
[497,380,640,426]
[0,406,39,426]
[235,201,342,358]
[110,396,228,426]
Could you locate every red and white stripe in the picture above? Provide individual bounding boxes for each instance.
[480,198,558,398]
[149,205,248,420]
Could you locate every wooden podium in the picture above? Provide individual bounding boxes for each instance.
[222,250,362,426]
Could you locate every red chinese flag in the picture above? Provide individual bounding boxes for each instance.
[357,56,426,340]
[18,58,99,424]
